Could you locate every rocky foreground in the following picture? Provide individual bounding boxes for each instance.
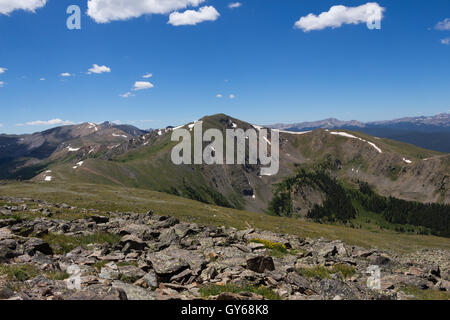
[0,196,449,300]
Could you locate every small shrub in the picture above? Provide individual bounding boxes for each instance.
[43,233,121,254]
[298,266,331,279]
[401,286,450,300]
[0,264,40,281]
[250,239,287,252]
[45,270,70,280]
[298,264,356,280]
[331,264,356,279]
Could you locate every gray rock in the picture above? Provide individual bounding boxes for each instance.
[120,235,147,251]
[247,256,275,273]
[317,243,337,258]
[112,281,156,300]
[158,228,180,249]
[285,272,312,294]
[137,271,159,289]
[90,215,109,224]
[163,246,207,275]
[24,238,53,256]
[118,265,146,283]
[318,278,359,300]
[99,262,120,280]
[65,286,127,300]
[147,251,188,276]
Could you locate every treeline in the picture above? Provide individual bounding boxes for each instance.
[269,170,450,237]
[269,170,356,223]
[354,182,450,237]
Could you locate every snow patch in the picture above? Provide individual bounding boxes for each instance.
[330,132,359,139]
[67,146,80,152]
[172,125,184,130]
[329,131,382,154]
[402,158,412,164]
[44,176,52,182]
[112,133,128,138]
[72,161,84,169]
[279,130,311,135]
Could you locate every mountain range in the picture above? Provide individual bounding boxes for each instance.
[1,114,448,213]
[0,122,147,180]
[269,113,450,153]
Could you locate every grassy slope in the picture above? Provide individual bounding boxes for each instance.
[0,181,448,254]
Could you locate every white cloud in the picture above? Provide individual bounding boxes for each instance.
[21,119,75,126]
[435,18,450,31]
[87,64,111,74]
[133,81,154,91]
[216,94,223,98]
[294,2,385,32]
[87,0,205,23]
[228,2,241,9]
[120,92,135,98]
[61,73,72,77]
[0,67,7,74]
[168,6,219,26]
[40,78,45,81]
[143,73,153,79]
[229,94,236,99]
[0,0,47,15]
[0,81,4,87]
[441,38,450,45]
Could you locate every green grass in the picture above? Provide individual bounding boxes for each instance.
[248,238,299,257]
[0,264,40,281]
[42,232,121,254]
[298,264,356,280]
[0,181,449,254]
[92,260,109,271]
[401,286,450,300]
[116,261,139,267]
[249,238,286,250]
[0,264,70,282]
[45,270,70,280]
[0,208,94,222]
[119,274,141,284]
[199,284,281,300]
[350,201,432,235]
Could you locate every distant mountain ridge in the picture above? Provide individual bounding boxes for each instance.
[0,114,448,212]
[269,113,450,153]
[0,122,147,179]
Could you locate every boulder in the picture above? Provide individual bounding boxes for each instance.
[147,251,188,276]
[99,262,120,280]
[120,235,147,251]
[90,215,109,224]
[64,286,127,300]
[112,281,156,300]
[135,271,158,289]
[247,256,275,273]
[24,238,53,256]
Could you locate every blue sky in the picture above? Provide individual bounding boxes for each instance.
[0,0,449,134]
